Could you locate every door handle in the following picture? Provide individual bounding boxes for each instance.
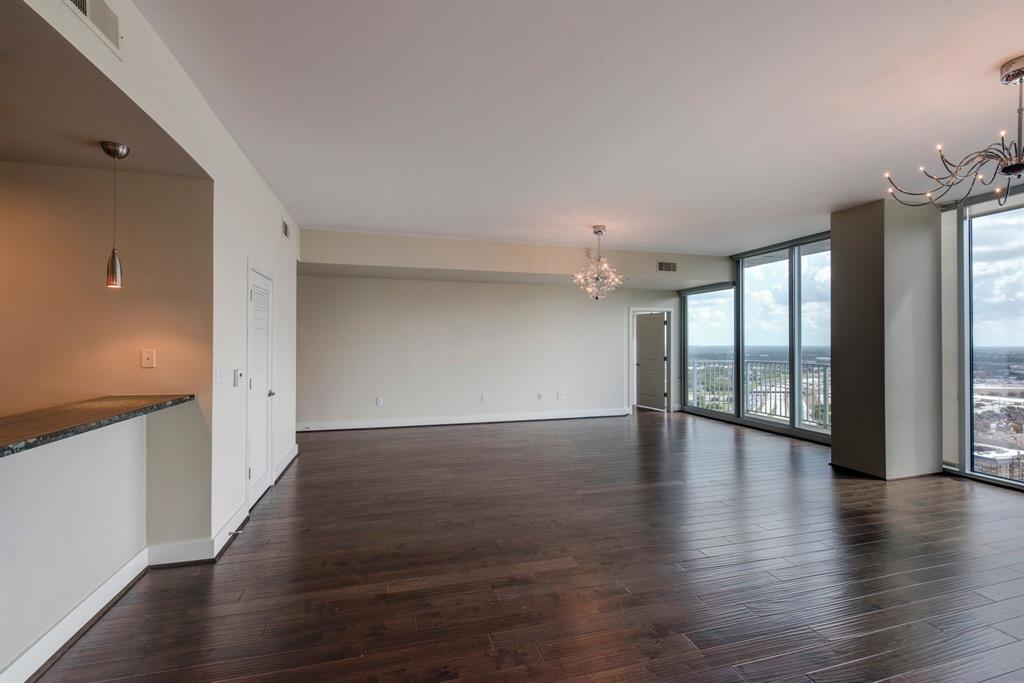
[267,390,276,397]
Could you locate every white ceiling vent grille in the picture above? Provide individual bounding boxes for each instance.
[657,261,678,272]
[64,0,122,55]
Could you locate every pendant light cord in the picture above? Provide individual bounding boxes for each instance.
[112,156,118,249]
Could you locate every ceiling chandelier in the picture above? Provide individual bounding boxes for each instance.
[886,55,1024,209]
[573,225,625,300]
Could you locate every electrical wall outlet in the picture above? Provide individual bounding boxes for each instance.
[480,394,486,403]
[537,392,543,400]
[141,349,156,368]
[375,397,384,407]
[557,391,566,400]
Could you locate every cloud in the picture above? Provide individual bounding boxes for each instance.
[971,206,1024,346]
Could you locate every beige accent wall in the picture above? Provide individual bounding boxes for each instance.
[297,275,679,428]
[0,161,213,417]
[300,228,732,290]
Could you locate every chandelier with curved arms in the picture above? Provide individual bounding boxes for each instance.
[886,55,1024,209]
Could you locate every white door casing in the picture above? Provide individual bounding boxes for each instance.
[635,312,668,411]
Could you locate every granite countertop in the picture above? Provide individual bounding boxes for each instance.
[0,394,195,458]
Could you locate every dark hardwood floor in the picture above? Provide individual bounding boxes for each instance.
[40,411,1024,681]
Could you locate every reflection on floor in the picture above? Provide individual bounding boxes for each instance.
[41,411,1024,681]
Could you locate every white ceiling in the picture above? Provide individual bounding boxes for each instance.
[137,0,1024,256]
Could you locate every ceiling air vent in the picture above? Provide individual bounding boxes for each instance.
[657,261,677,272]
[64,0,121,54]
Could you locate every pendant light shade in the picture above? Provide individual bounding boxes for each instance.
[106,248,122,288]
[101,140,130,289]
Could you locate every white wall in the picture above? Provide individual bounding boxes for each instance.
[26,1,300,541]
[883,201,942,479]
[0,418,147,676]
[298,276,679,429]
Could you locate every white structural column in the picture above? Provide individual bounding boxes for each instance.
[831,199,942,479]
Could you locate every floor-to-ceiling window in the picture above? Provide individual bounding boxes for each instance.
[741,249,790,422]
[685,287,735,413]
[798,240,831,432]
[681,232,830,442]
[969,203,1024,484]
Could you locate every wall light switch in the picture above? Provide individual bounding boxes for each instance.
[537,392,543,400]
[215,367,224,384]
[375,397,384,407]
[141,349,156,368]
[233,368,245,387]
[557,391,566,400]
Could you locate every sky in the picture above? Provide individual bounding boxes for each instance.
[972,205,1024,347]
[686,246,831,348]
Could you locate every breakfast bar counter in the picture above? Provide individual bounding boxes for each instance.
[0,394,195,457]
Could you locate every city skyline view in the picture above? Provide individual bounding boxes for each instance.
[971,204,1024,485]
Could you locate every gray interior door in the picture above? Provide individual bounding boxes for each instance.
[636,312,668,411]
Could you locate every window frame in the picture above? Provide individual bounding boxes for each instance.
[681,282,736,415]
[679,230,831,445]
[955,189,1024,491]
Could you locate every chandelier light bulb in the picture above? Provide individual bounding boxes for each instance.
[885,55,1024,209]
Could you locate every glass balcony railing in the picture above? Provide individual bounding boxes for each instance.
[688,359,831,431]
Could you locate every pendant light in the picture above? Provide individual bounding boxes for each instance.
[101,140,129,288]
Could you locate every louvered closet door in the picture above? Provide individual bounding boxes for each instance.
[247,269,273,505]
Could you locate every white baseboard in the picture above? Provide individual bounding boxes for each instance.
[148,537,213,566]
[298,408,628,432]
[273,443,299,482]
[0,547,148,683]
[212,502,251,559]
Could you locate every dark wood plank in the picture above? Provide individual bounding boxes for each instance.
[36,411,1024,682]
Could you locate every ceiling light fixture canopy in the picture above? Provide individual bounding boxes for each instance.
[573,225,625,300]
[101,140,129,289]
[886,55,1024,209]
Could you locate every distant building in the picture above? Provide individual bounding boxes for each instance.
[974,450,1024,480]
